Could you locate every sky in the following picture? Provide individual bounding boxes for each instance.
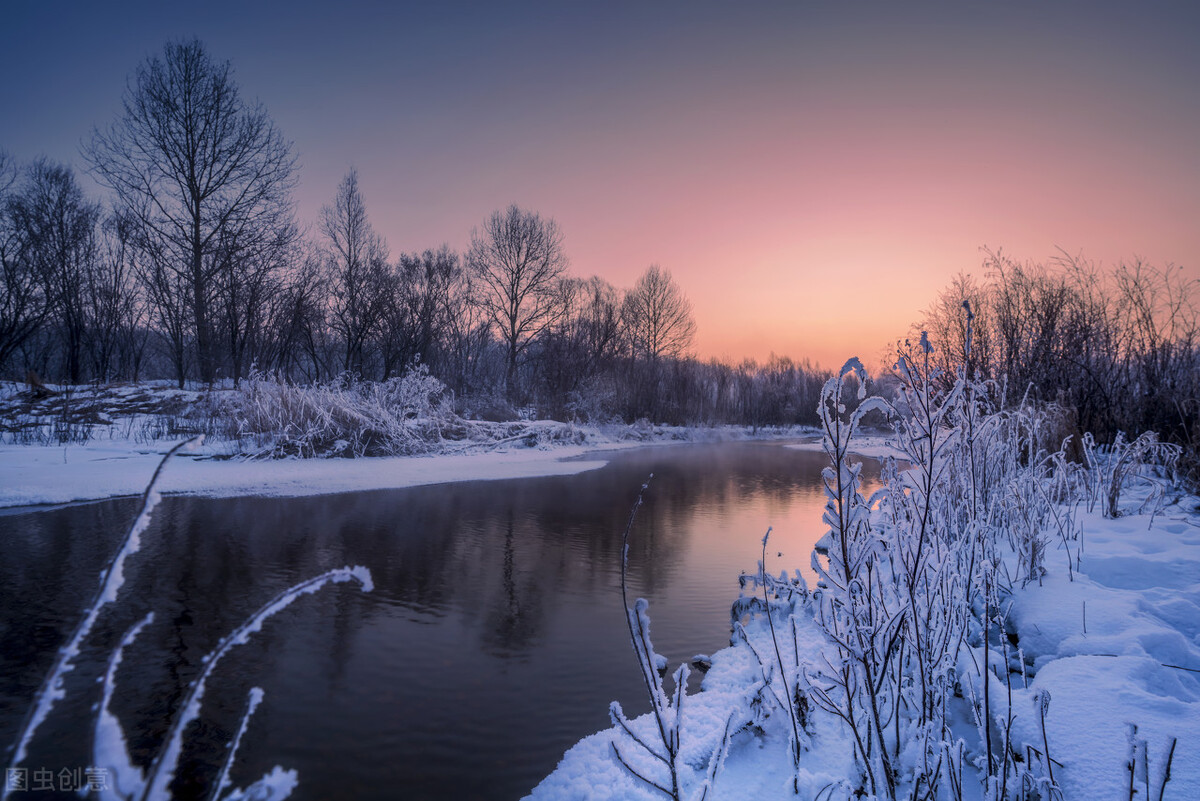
[2,1,1198,369]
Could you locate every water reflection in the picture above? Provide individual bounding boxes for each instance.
[0,442,876,800]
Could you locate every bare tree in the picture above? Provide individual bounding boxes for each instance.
[214,217,298,385]
[381,245,460,378]
[263,247,330,382]
[441,266,491,397]
[468,204,570,400]
[85,38,297,384]
[87,213,145,382]
[136,228,192,386]
[535,275,624,417]
[321,169,391,377]
[623,264,696,362]
[0,153,53,375]
[7,160,100,384]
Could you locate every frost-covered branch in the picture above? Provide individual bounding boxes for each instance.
[4,436,200,789]
[140,565,373,801]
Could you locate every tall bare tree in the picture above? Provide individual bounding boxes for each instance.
[321,169,390,376]
[535,275,624,414]
[264,247,330,382]
[85,38,297,384]
[623,264,696,361]
[467,204,570,400]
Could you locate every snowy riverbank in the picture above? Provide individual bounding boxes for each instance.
[528,362,1200,801]
[0,439,613,508]
[0,377,823,508]
[527,484,1200,799]
[0,427,816,509]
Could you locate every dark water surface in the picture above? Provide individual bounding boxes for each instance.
[0,442,869,800]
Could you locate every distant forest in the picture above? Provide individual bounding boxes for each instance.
[1,40,1197,473]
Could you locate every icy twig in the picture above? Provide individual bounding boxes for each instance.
[139,565,373,801]
[4,436,200,788]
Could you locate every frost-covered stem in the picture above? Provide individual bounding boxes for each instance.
[1000,633,1014,800]
[761,530,803,794]
[4,436,200,788]
[614,476,682,801]
[815,364,899,799]
[1038,692,1055,791]
[139,565,373,801]
[611,742,671,797]
[210,686,266,801]
[837,660,875,795]
[964,303,980,519]
[1157,738,1177,801]
[911,389,939,725]
[694,709,737,801]
[1035,479,1075,582]
[803,624,876,795]
[618,478,651,640]
[893,637,903,763]
[983,575,995,779]
[896,347,942,727]
[93,614,155,801]
[859,621,897,800]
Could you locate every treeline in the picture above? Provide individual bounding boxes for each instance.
[919,250,1199,479]
[4,38,1197,453]
[0,39,837,427]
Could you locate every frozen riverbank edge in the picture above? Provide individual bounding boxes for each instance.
[527,474,1200,800]
[0,426,819,509]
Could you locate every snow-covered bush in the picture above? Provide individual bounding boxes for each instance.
[202,366,452,457]
[1080,430,1182,518]
[178,367,598,458]
[720,323,1087,800]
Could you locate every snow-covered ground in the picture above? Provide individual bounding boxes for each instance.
[0,438,618,508]
[786,434,904,462]
[0,428,821,508]
[527,480,1200,801]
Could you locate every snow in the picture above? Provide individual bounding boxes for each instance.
[0,438,613,508]
[785,435,903,462]
[999,502,1200,800]
[223,766,299,801]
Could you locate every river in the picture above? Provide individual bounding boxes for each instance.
[0,441,876,800]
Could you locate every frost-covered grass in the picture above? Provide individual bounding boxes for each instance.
[531,349,1198,800]
[195,367,462,457]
